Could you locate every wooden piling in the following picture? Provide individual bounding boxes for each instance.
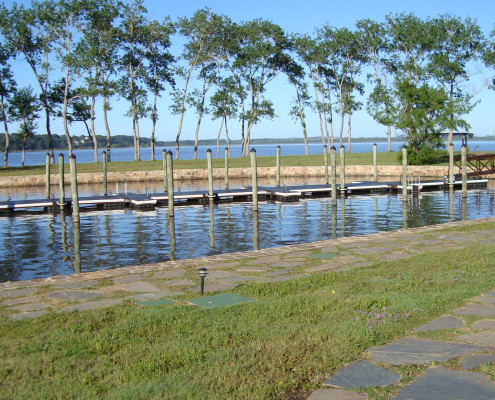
[58,153,65,210]
[73,221,81,273]
[251,148,258,212]
[323,145,329,185]
[252,210,259,251]
[162,149,167,193]
[373,143,378,182]
[330,146,337,207]
[224,147,229,189]
[166,150,174,217]
[402,145,408,202]
[168,215,176,261]
[339,146,346,194]
[102,151,108,196]
[448,143,454,186]
[207,149,214,198]
[462,144,467,198]
[69,154,80,223]
[276,145,281,187]
[45,153,50,198]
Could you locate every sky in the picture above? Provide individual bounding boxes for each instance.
[5,0,495,145]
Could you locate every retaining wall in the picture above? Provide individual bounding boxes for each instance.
[0,165,459,188]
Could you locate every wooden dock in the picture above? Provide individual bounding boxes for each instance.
[0,178,488,215]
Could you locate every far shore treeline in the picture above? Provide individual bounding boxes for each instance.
[1,0,495,169]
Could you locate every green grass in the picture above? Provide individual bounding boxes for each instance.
[1,233,494,399]
[0,152,401,177]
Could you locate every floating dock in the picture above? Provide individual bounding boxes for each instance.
[0,178,488,215]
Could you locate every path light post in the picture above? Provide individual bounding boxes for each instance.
[198,267,208,295]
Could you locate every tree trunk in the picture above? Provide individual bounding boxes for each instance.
[216,117,224,158]
[310,70,326,147]
[135,118,141,161]
[151,92,157,161]
[387,125,392,152]
[347,112,352,153]
[1,98,9,167]
[193,106,204,160]
[102,94,111,162]
[224,116,230,157]
[90,95,98,162]
[21,137,26,167]
[175,65,194,160]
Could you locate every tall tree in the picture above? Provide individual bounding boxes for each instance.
[287,62,310,154]
[231,19,295,156]
[210,76,237,158]
[356,18,395,151]
[9,86,40,166]
[428,15,483,145]
[172,8,228,159]
[81,0,121,162]
[0,44,15,166]
[0,2,56,162]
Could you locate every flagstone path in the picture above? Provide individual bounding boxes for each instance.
[1,217,495,399]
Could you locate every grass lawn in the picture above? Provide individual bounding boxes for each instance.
[0,152,402,177]
[1,221,494,399]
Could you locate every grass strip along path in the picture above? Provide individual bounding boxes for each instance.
[1,219,495,399]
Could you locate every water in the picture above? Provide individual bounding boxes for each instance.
[4,140,495,167]
[0,187,494,282]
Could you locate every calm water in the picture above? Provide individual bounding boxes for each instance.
[5,140,495,167]
[0,188,494,282]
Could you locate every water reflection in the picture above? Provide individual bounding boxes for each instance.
[0,189,494,282]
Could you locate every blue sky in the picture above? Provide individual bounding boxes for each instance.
[5,0,495,144]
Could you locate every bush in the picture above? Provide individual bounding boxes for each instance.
[397,146,447,165]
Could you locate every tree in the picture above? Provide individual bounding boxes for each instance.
[35,0,94,156]
[9,86,40,166]
[230,19,295,156]
[172,8,228,159]
[119,0,172,161]
[0,44,15,167]
[144,21,174,161]
[0,2,57,163]
[357,18,395,151]
[81,0,121,162]
[210,77,237,158]
[428,15,483,145]
[287,63,310,154]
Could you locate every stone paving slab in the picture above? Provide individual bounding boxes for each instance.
[305,263,339,273]
[473,295,495,304]
[246,255,281,265]
[46,290,100,301]
[1,295,40,306]
[7,302,50,312]
[472,319,495,330]
[414,316,464,332]
[162,279,196,287]
[126,292,183,301]
[10,310,48,320]
[307,389,368,400]
[263,269,292,277]
[264,274,306,283]
[458,332,495,347]
[285,250,315,257]
[152,269,185,279]
[351,247,390,255]
[379,252,414,261]
[205,271,239,279]
[390,366,495,400]
[113,273,146,284]
[455,304,495,318]
[116,281,162,293]
[324,360,400,388]
[461,353,495,370]
[0,288,36,298]
[60,298,123,312]
[236,266,269,273]
[368,338,487,365]
[53,280,100,289]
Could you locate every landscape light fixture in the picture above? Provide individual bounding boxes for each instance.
[198,267,208,295]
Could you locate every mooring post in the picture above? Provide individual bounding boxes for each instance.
[45,152,50,198]
[251,148,258,212]
[207,149,214,199]
[373,143,378,182]
[162,149,167,193]
[323,145,329,185]
[69,154,80,223]
[102,151,108,196]
[252,210,259,251]
[276,145,281,187]
[330,146,337,207]
[58,153,65,210]
[73,220,81,273]
[166,150,174,217]
[402,145,408,202]
[402,200,408,229]
[461,144,467,198]
[224,147,229,189]
[448,143,454,187]
[339,145,346,195]
[168,216,176,261]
